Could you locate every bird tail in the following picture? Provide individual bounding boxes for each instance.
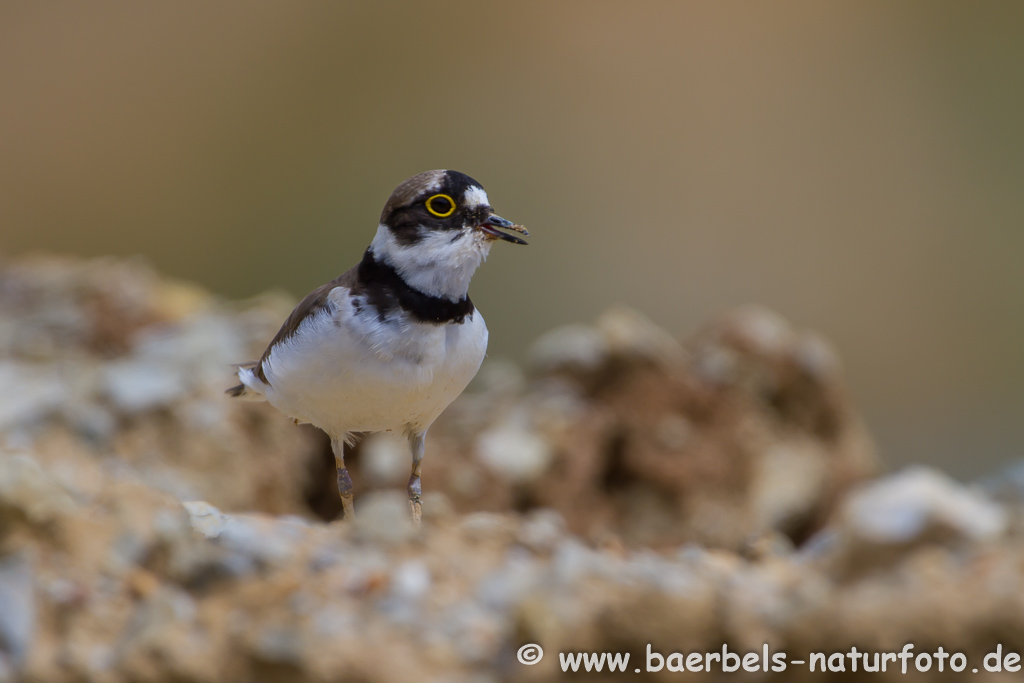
[226,364,267,401]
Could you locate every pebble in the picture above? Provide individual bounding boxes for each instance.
[390,560,432,602]
[475,414,551,484]
[103,360,186,412]
[184,501,309,566]
[595,306,686,365]
[0,453,77,525]
[750,442,827,530]
[528,323,609,372]
[183,500,233,539]
[0,363,64,431]
[978,459,1024,504]
[843,466,1008,544]
[0,552,33,669]
[552,538,606,584]
[792,331,841,380]
[516,508,566,552]
[252,626,303,665]
[354,491,415,544]
[459,513,517,544]
[725,305,795,356]
[476,551,538,610]
[361,433,411,486]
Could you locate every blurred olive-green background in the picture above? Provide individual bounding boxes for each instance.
[2,2,1022,478]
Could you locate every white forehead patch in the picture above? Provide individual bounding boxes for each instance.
[462,186,490,209]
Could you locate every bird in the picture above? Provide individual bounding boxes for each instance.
[227,170,527,525]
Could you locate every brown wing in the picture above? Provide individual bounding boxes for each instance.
[254,266,358,383]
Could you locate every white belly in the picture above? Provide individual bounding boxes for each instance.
[259,290,488,438]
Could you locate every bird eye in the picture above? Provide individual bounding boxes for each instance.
[425,194,456,218]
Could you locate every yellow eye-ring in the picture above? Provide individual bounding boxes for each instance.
[425,193,456,218]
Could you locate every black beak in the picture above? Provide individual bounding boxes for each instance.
[478,214,528,245]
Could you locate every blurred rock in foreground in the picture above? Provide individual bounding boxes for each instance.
[412,305,878,548]
[0,255,323,516]
[2,255,1019,683]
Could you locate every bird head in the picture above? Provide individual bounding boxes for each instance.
[379,170,528,246]
[370,170,527,301]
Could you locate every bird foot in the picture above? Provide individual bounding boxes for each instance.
[341,495,356,521]
[409,498,422,528]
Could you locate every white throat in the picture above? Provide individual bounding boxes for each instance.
[369,224,492,302]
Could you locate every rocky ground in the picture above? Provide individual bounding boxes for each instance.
[1,255,1022,681]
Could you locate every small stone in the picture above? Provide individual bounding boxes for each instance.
[517,509,566,552]
[528,324,609,373]
[0,363,64,431]
[724,306,796,356]
[390,561,431,601]
[181,399,228,433]
[0,453,77,526]
[595,306,686,366]
[792,332,841,380]
[690,344,739,385]
[741,530,796,561]
[420,491,455,522]
[628,552,699,596]
[183,501,309,565]
[552,538,603,584]
[459,513,517,544]
[843,466,1007,544]
[439,602,504,663]
[0,552,34,669]
[252,626,303,665]
[42,578,86,607]
[475,413,551,484]
[794,529,839,562]
[978,460,1024,504]
[467,358,525,395]
[476,550,538,609]
[312,609,359,639]
[183,501,232,539]
[450,466,483,498]
[354,491,414,544]
[102,360,186,412]
[749,442,828,531]
[361,433,410,486]
[61,404,117,443]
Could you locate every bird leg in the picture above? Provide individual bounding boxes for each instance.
[407,432,426,527]
[331,438,356,520]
